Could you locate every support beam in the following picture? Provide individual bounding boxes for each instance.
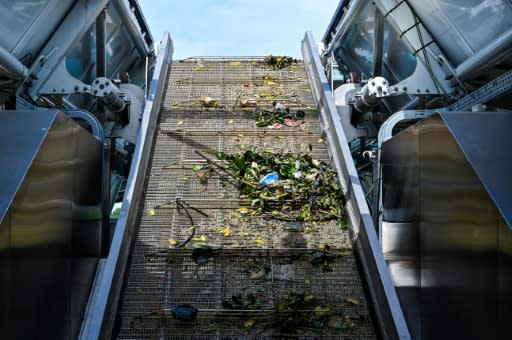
[455,28,512,80]
[0,45,29,79]
[28,0,109,96]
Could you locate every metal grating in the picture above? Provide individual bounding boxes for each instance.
[116,58,376,339]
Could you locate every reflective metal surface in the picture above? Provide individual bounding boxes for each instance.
[0,110,102,339]
[381,112,512,339]
[302,31,411,339]
[80,32,173,340]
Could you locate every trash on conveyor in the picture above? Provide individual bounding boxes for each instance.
[134,304,198,321]
[273,101,289,113]
[254,104,306,127]
[194,148,345,223]
[118,58,375,339]
[200,95,220,108]
[262,55,299,70]
[259,172,279,187]
[239,98,258,108]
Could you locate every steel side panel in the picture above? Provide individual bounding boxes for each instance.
[79,32,173,340]
[301,31,410,339]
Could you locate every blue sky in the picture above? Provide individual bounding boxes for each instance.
[138,0,340,59]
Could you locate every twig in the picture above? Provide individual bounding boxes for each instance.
[194,150,258,188]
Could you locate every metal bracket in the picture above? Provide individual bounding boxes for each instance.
[447,69,512,111]
[35,60,93,96]
[390,61,445,95]
[27,0,109,96]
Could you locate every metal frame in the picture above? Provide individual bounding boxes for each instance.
[324,0,454,96]
[447,69,512,111]
[302,31,410,339]
[26,0,109,96]
[111,0,154,56]
[0,45,29,79]
[15,96,105,141]
[79,32,173,340]
[454,28,512,80]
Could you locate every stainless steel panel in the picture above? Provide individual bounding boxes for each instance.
[302,31,411,339]
[79,33,173,340]
[382,113,512,339]
[0,0,49,52]
[0,110,102,339]
[440,111,512,227]
[0,0,75,62]
[409,0,512,66]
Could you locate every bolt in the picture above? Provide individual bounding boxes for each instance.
[371,81,375,86]
[61,88,65,92]
[426,89,430,93]
[93,90,98,94]
[104,91,107,96]
[74,86,79,91]
[105,81,109,86]
[99,84,105,89]
[83,86,87,91]
[383,91,387,95]
[95,79,99,84]
[417,89,421,93]
[403,86,407,91]
[394,87,398,92]
[52,88,56,92]
[382,80,387,85]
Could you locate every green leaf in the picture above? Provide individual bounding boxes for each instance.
[204,322,221,332]
[192,165,203,172]
[215,151,226,160]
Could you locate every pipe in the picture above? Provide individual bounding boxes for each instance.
[372,9,384,77]
[96,10,106,114]
[324,0,366,56]
[0,45,29,79]
[455,27,512,80]
[322,0,350,44]
[96,10,106,77]
[111,0,152,57]
[65,109,105,141]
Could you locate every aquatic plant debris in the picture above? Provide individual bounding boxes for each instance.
[194,148,345,223]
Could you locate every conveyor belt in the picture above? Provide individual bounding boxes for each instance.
[116,57,376,339]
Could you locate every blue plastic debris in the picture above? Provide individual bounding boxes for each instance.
[172,304,198,320]
[260,172,279,186]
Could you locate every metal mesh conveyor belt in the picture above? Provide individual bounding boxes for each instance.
[116,57,376,339]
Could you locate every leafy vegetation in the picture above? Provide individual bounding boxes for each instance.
[195,148,345,223]
[262,55,299,70]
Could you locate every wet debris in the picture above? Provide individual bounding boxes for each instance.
[195,148,345,224]
[200,95,220,108]
[253,101,308,127]
[262,55,299,70]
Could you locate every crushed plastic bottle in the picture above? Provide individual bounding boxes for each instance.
[259,172,279,186]
[272,101,290,113]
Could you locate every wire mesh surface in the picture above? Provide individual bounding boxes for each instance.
[117,58,376,339]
